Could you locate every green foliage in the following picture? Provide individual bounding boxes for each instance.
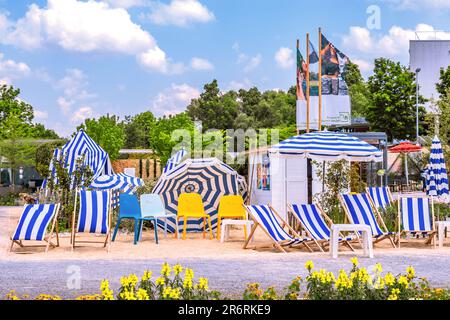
[349,82,374,117]
[0,84,33,125]
[149,112,194,165]
[35,141,65,178]
[342,60,364,87]
[123,111,155,149]
[313,160,350,223]
[77,114,125,161]
[383,202,399,232]
[436,66,450,98]
[367,58,426,140]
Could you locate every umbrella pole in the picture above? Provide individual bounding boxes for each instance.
[405,153,409,186]
[322,161,325,193]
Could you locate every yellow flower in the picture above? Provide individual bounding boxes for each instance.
[185,268,194,279]
[5,290,20,300]
[406,266,415,279]
[373,263,383,274]
[350,257,359,267]
[162,286,172,299]
[161,263,171,277]
[173,264,183,275]
[137,288,149,300]
[183,278,193,289]
[100,280,114,300]
[197,277,209,291]
[142,270,152,281]
[289,292,298,300]
[384,273,395,286]
[169,287,181,300]
[387,294,398,300]
[304,260,314,271]
[398,276,409,288]
[119,290,136,300]
[156,277,165,286]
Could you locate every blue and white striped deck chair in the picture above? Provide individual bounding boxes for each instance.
[339,193,396,248]
[288,204,355,252]
[10,204,60,253]
[398,196,436,248]
[366,187,393,212]
[243,205,312,253]
[71,189,112,251]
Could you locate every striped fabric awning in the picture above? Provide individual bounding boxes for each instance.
[153,158,245,233]
[42,130,113,189]
[269,131,382,162]
[427,136,449,202]
[163,148,188,174]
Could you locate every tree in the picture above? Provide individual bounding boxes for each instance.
[187,80,238,131]
[0,111,36,189]
[123,111,155,149]
[77,114,125,160]
[436,66,450,98]
[366,58,426,140]
[342,61,364,87]
[349,82,373,117]
[149,113,195,164]
[0,85,33,126]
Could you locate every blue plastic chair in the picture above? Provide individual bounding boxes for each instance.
[140,194,176,239]
[112,194,158,245]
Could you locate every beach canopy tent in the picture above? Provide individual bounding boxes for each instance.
[388,141,422,186]
[425,136,449,203]
[268,131,383,219]
[42,130,113,189]
[152,158,247,233]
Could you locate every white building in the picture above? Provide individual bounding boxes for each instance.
[409,37,450,108]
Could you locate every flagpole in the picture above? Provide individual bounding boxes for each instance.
[318,27,322,132]
[296,38,300,135]
[306,33,310,134]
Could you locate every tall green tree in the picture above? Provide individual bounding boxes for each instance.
[436,66,450,98]
[0,85,33,125]
[366,58,426,140]
[123,111,155,149]
[77,114,125,160]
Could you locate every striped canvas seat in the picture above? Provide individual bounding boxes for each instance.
[12,204,58,241]
[340,193,395,239]
[10,204,60,252]
[367,187,392,212]
[245,205,308,247]
[77,190,111,234]
[400,197,433,232]
[289,204,354,242]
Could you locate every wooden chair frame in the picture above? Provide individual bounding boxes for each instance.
[338,193,397,248]
[287,203,355,253]
[71,189,112,252]
[10,204,61,253]
[243,204,313,253]
[397,195,436,248]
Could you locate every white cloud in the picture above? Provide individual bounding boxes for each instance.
[146,0,215,27]
[71,106,96,123]
[0,0,180,74]
[274,47,294,69]
[151,83,200,116]
[352,59,373,73]
[341,23,450,64]
[103,0,147,8]
[34,109,48,120]
[190,57,214,71]
[381,0,450,10]
[0,52,31,83]
[244,54,262,72]
[57,97,73,115]
[227,78,252,91]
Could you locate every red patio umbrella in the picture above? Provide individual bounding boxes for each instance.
[389,141,422,186]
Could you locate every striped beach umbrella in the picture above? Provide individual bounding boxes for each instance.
[269,131,382,162]
[153,158,244,233]
[163,148,188,174]
[90,173,145,207]
[427,136,449,202]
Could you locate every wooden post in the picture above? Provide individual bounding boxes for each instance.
[318,27,322,132]
[306,33,310,134]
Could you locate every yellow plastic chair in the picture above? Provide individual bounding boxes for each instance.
[216,195,248,240]
[176,193,213,240]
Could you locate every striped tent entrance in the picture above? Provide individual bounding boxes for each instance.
[153,158,245,233]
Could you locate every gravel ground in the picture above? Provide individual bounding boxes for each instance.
[1,254,450,299]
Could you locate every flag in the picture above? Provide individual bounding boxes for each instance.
[320,34,340,77]
[309,40,319,64]
[296,48,307,101]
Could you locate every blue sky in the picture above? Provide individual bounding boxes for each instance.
[1,0,450,137]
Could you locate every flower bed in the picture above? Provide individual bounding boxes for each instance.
[5,259,450,300]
